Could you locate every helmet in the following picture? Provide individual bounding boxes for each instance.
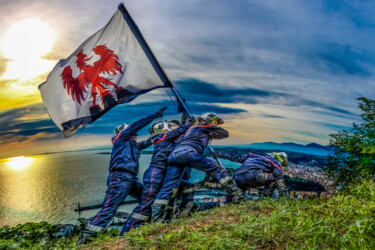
[266,152,288,168]
[199,113,224,125]
[114,123,131,136]
[168,120,181,126]
[148,121,170,136]
[168,120,181,129]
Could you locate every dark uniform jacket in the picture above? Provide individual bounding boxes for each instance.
[150,122,193,168]
[216,152,287,194]
[109,113,159,174]
[177,122,228,154]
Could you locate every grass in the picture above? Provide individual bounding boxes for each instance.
[1,180,375,249]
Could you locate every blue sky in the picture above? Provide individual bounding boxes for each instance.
[0,0,374,158]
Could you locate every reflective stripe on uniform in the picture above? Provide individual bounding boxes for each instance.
[193,124,214,128]
[219,175,231,185]
[87,171,117,231]
[154,199,169,205]
[171,188,179,199]
[112,130,123,143]
[248,153,282,171]
[129,166,156,231]
[85,224,104,233]
[154,132,168,145]
[130,212,149,222]
[182,187,194,193]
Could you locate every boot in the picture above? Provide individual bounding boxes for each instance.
[77,230,97,245]
[258,182,276,199]
[231,190,247,204]
[151,204,166,223]
[220,178,247,204]
[179,201,197,219]
[163,205,174,223]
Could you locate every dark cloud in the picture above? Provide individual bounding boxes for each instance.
[310,43,371,76]
[77,99,247,135]
[0,93,248,140]
[323,1,375,29]
[174,79,288,104]
[259,114,285,119]
[174,79,356,116]
[0,104,60,143]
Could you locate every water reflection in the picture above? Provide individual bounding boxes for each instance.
[0,151,234,227]
[6,156,34,171]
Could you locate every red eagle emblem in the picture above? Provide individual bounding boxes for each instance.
[61,45,123,108]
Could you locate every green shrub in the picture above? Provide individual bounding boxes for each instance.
[324,97,375,187]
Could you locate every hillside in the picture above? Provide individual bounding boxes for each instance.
[1,181,374,249]
[86,180,375,249]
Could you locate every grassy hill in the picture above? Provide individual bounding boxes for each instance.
[1,181,374,249]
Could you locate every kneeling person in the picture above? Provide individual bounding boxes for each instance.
[216,151,289,198]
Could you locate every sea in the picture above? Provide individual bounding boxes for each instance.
[0,149,239,227]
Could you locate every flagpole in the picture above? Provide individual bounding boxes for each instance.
[118,3,225,168]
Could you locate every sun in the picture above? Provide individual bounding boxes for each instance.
[6,156,34,171]
[1,18,56,80]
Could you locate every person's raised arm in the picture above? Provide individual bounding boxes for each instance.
[165,122,193,141]
[138,136,154,150]
[119,107,167,139]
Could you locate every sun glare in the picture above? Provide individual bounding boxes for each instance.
[1,18,56,80]
[6,156,34,171]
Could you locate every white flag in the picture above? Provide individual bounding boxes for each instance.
[39,4,169,138]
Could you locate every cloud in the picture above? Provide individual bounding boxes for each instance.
[0,89,248,143]
[309,43,371,76]
[0,103,60,143]
[174,79,357,116]
[0,58,8,76]
[1,0,374,155]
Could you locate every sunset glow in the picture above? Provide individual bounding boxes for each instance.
[1,18,56,80]
[6,156,34,171]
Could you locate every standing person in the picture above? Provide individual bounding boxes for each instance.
[78,107,167,244]
[120,118,193,234]
[152,113,246,222]
[215,151,289,198]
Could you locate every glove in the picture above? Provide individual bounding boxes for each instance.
[181,113,196,124]
[188,116,197,124]
[156,107,168,117]
[181,112,188,124]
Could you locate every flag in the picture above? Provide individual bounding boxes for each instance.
[39,4,171,138]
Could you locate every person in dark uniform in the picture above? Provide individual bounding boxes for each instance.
[215,151,289,198]
[215,152,288,197]
[151,113,247,222]
[194,152,289,213]
[120,118,193,234]
[77,107,166,244]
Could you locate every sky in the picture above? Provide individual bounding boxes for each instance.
[0,0,374,159]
